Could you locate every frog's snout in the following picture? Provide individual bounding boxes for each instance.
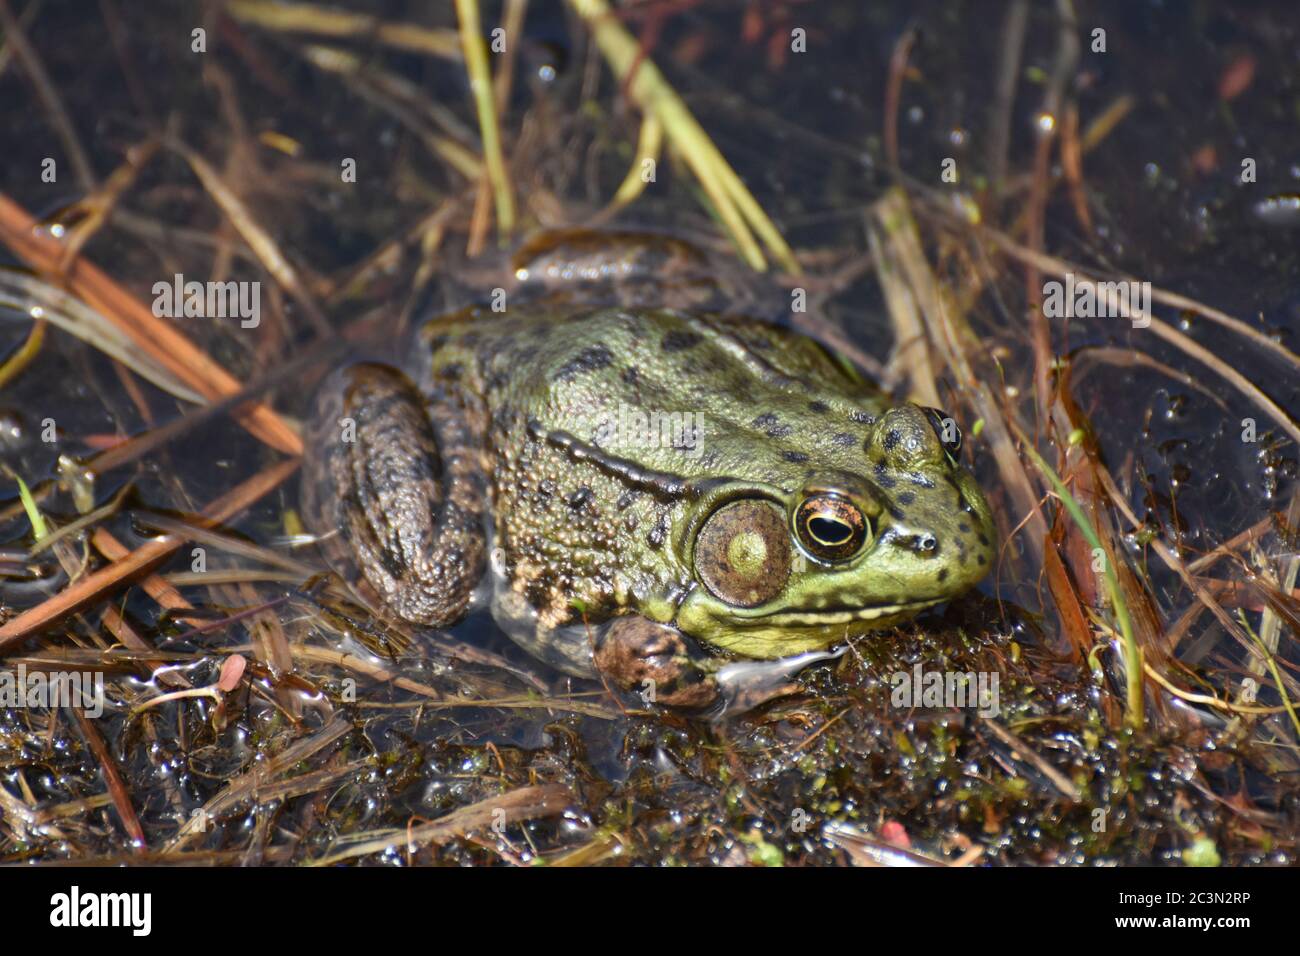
[856,405,996,597]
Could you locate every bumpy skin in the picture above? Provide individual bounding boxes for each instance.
[300,362,490,627]
[303,297,997,705]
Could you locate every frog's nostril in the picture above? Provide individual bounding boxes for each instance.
[890,531,939,556]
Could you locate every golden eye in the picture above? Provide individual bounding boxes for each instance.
[795,495,869,562]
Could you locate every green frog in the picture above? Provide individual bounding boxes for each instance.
[301,234,996,710]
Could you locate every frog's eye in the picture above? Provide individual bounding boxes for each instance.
[794,494,869,562]
[923,407,963,460]
[695,499,792,607]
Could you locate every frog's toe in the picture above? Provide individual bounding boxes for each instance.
[593,616,720,711]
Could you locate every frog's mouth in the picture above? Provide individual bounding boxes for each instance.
[674,589,957,658]
[743,598,945,629]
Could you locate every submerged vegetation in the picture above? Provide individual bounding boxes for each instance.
[0,0,1297,865]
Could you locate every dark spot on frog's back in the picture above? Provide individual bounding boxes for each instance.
[554,344,614,381]
[661,329,703,352]
[751,412,793,439]
[783,451,809,463]
[831,431,857,448]
[809,400,829,414]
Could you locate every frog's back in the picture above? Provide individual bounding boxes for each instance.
[413,307,891,488]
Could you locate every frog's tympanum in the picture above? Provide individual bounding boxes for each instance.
[302,235,996,711]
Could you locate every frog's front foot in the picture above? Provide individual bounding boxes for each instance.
[593,617,721,711]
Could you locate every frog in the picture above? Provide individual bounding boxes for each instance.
[301,233,996,711]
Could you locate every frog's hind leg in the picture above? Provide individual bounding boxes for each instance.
[302,363,489,627]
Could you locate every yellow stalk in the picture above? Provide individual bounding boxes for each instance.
[567,0,798,274]
[455,0,516,239]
